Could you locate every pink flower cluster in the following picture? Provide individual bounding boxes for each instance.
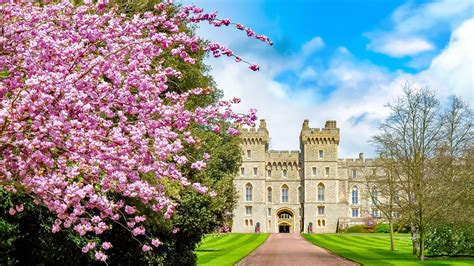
[178,5,272,70]
[0,0,269,261]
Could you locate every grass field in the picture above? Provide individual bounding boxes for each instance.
[303,233,474,265]
[195,233,269,266]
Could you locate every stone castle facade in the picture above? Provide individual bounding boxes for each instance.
[232,119,380,234]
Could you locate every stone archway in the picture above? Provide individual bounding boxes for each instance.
[276,208,294,233]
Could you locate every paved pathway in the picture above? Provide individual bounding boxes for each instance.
[237,233,357,266]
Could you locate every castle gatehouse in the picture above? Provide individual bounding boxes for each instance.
[232,119,380,233]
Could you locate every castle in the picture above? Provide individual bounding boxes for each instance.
[232,119,380,233]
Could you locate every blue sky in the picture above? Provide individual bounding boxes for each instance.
[181,0,473,157]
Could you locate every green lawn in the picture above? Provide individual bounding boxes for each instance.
[195,233,269,266]
[303,233,474,266]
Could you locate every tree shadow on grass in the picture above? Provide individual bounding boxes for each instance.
[195,249,220,252]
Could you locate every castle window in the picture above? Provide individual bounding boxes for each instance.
[352,169,357,179]
[298,187,303,203]
[372,209,380,218]
[281,185,289,203]
[317,183,325,201]
[279,212,291,219]
[325,167,330,177]
[250,219,253,226]
[394,191,400,203]
[246,150,251,159]
[240,167,245,177]
[392,211,400,219]
[322,220,326,227]
[352,208,359,218]
[253,167,257,176]
[312,167,317,176]
[318,206,325,215]
[282,169,288,178]
[267,170,271,177]
[245,219,248,226]
[245,183,253,202]
[371,187,378,205]
[245,206,252,215]
[319,150,324,159]
[351,186,359,204]
[267,187,272,202]
[268,208,271,216]
[317,219,321,227]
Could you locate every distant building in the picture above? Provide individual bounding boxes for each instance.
[232,119,381,233]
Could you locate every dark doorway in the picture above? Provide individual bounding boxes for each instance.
[279,225,290,233]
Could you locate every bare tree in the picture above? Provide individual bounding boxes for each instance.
[363,159,400,251]
[372,85,473,260]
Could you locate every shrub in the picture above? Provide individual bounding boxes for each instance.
[375,223,391,233]
[345,225,370,233]
[426,223,474,256]
[393,222,410,233]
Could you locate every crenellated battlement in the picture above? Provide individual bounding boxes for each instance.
[239,119,269,145]
[338,153,377,166]
[266,150,300,163]
[300,119,340,145]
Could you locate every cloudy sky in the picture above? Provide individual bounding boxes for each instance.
[181,0,474,158]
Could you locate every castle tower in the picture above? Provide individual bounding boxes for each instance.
[300,120,346,233]
[231,120,269,233]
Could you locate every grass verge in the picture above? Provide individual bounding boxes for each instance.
[196,233,269,266]
[302,233,474,265]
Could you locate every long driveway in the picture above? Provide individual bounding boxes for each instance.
[236,233,357,266]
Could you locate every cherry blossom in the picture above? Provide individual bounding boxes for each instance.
[0,0,271,260]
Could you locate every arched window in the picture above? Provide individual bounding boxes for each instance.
[279,211,292,219]
[298,187,303,203]
[267,187,272,202]
[281,185,289,203]
[245,183,253,202]
[282,169,288,178]
[317,219,321,227]
[267,170,271,178]
[317,183,325,201]
[351,186,359,204]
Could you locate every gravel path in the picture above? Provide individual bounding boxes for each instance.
[236,233,357,266]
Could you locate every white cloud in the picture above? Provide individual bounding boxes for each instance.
[391,0,474,34]
[300,67,317,80]
[207,47,406,158]
[368,37,435,57]
[301,36,324,55]
[366,0,474,57]
[418,18,474,104]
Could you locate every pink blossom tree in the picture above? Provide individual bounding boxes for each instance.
[0,0,270,260]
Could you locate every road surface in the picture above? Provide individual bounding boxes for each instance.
[236,233,357,266]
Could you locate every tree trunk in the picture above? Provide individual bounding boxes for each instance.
[389,219,395,251]
[410,222,418,255]
[419,229,425,261]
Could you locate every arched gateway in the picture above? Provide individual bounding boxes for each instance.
[276,208,294,233]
